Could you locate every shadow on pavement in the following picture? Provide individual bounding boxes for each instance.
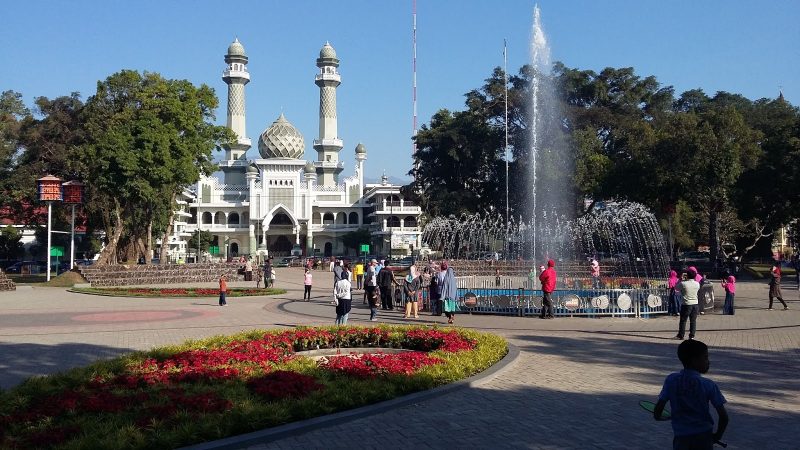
[0,342,134,390]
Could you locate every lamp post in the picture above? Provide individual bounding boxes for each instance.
[37,175,62,281]
[388,198,394,261]
[62,181,84,270]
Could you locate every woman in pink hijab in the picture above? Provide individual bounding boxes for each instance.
[667,270,680,316]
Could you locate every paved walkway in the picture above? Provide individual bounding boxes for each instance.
[1,268,798,449]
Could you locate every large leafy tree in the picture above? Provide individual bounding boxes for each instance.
[734,96,800,256]
[78,70,233,264]
[0,91,31,212]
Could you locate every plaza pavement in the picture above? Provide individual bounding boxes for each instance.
[0,268,798,449]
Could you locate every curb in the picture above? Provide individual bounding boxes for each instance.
[181,343,521,450]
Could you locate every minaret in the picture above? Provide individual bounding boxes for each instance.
[355,143,367,198]
[222,38,251,161]
[313,42,344,186]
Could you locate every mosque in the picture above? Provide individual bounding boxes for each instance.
[168,39,422,261]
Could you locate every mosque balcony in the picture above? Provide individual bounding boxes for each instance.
[309,223,362,233]
[370,226,421,234]
[370,204,421,214]
[222,69,250,80]
[314,73,341,83]
[313,138,344,149]
[185,224,249,233]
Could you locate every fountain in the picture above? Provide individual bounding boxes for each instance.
[416,5,704,317]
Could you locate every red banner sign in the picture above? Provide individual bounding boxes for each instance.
[38,182,62,201]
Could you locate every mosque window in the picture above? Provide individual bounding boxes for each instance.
[228,212,240,225]
[404,216,417,227]
[322,213,334,224]
[387,216,401,227]
[349,212,359,225]
[201,212,212,224]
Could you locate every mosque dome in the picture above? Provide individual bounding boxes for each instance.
[258,114,305,159]
[355,143,366,154]
[304,161,316,174]
[319,42,337,59]
[246,164,259,174]
[227,38,246,57]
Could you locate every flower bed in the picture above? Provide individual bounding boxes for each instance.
[70,287,286,297]
[0,326,507,449]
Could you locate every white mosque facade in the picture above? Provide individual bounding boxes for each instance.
[168,39,422,261]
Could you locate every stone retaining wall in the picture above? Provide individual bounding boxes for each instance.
[78,263,245,287]
[0,269,15,291]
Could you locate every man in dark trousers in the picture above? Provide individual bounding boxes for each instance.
[539,259,557,319]
[377,265,398,310]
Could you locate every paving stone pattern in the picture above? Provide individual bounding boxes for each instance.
[1,268,798,449]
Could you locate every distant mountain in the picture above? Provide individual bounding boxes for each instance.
[364,175,412,186]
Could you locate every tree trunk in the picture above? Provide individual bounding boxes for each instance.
[159,209,175,264]
[145,221,152,264]
[709,209,720,262]
[95,206,124,265]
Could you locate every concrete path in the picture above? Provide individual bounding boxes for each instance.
[1,268,798,449]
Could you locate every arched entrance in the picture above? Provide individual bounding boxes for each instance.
[270,235,292,255]
[230,242,239,256]
[324,242,333,257]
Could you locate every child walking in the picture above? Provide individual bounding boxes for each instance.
[653,340,728,449]
[255,265,263,289]
[721,273,735,315]
[218,274,228,306]
[303,268,313,301]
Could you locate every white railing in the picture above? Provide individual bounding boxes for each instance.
[373,205,421,213]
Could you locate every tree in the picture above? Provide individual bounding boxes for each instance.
[341,228,372,255]
[0,91,31,214]
[77,70,233,265]
[0,225,24,260]
[188,230,214,257]
[733,97,800,257]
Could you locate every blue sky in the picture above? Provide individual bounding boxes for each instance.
[2,0,797,182]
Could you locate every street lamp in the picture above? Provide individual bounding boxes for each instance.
[37,175,62,281]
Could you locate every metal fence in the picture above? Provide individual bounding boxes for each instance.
[387,275,715,317]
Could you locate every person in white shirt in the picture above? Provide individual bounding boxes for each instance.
[676,268,701,340]
[334,271,352,325]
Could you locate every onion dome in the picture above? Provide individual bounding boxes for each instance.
[319,42,337,59]
[227,38,246,57]
[246,164,259,174]
[258,113,305,159]
[355,143,366,154]
[304,161,316,174]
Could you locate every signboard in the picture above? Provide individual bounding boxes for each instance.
[62,181,85,204]
[359,244,370,253]
[208,246,220,255]
[50,246,65,257]
[390,234,416,248]
[37,175,62,202]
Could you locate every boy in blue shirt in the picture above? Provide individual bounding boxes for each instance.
[654,339,728,449]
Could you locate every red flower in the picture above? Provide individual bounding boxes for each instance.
[247,371,324,401]
[319,351,443,378]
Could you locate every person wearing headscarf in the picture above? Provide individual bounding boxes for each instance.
[439,261,459,324]
[403,272,420,319]
[667,270,680,316]
[590,259,600,288]
[721,272,736,315]
[768,264,788,310]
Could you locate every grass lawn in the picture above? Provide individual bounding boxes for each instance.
[0,325,507,449]
[744,264,797,279]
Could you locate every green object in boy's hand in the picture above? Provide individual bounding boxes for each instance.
[639,400,671,419]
